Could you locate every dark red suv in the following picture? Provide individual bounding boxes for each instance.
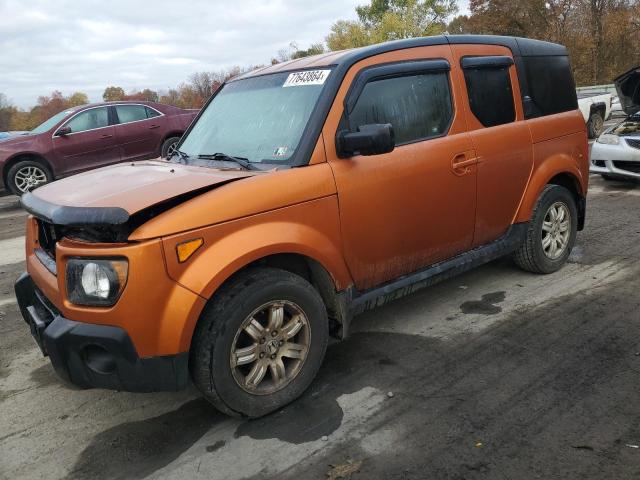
[0,101,198,195]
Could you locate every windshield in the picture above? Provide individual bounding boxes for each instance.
[179,69,332,165]
[31,109,76,134]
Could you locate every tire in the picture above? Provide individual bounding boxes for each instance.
[587,112,604,138]
[190,267,329,418]
[513,184,578,274]
[6,160,53,196]
[160,137,180,158]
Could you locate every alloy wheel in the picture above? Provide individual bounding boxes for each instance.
[14,166,47,193]
[541,201,571,260]
[230,300,310,395]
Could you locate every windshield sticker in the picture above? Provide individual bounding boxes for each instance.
[283,70,330,87]
[273,146,289,157]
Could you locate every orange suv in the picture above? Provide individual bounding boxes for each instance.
[15,35,588,417]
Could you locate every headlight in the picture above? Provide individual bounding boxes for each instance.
[66,258,128,306]
[596,134,619,145]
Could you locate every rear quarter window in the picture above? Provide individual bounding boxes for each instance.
[523,56,578,117]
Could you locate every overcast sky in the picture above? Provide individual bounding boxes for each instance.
[0,0,470,109]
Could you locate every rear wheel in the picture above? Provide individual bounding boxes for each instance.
[6,160,52,196]
[160,137,180,158]
[513,185,578,274]
[190,268,328,417]
[587,112,605,138]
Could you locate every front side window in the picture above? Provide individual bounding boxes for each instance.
[64,107,109,133]
[179,69,331,165]
[115,105,148,124]
[31,109,76,134]
[348,72,453,145]
[463,66,515,127]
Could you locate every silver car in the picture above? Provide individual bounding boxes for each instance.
[590,66,640,181]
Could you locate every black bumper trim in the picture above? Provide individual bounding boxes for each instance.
[14,272,189,392]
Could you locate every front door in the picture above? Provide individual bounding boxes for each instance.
[450,45,534,246]
[52,106,119,173]
[325,45,478,291]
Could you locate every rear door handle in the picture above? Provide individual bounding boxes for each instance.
[100,134,113,139]
[451,153,479,176]
[149,124,160,129]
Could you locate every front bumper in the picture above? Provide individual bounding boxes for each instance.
[15,272,189,392]
[590,139,640,179]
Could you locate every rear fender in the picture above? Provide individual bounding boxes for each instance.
[514,149,586,224]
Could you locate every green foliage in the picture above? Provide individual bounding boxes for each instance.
[102,86,125,102]
[327,0,458,50]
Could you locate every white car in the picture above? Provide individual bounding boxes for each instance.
[591,66,640,181]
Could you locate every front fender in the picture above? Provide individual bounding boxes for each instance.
[160,196,352,348]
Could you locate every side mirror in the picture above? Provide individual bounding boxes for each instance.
[336,123,395,158]
[55,126,72,137]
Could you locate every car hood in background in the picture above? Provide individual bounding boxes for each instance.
[22,160,258,226]
[614,66,640,116]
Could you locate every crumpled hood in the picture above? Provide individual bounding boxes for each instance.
[614,66,640,116]
[22,160,257,227]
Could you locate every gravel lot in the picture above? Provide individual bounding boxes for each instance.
[1,172,639,480]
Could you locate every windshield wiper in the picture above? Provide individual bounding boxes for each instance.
[170,149,190,162]
[198,152,258,170]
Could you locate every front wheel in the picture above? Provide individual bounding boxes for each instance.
[513,185,578,274]
[6,160,53,196]
[190,268,329,417]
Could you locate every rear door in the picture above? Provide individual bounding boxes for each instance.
[325,45,478,290]
[113,104,166,161]
[450,45,534,246]
[52,106,119,173]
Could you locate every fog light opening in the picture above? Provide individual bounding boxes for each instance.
[83,345,117,374]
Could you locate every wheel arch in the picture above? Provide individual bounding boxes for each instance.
[515,158,586,230]
[589,102,606,118]
[2,152,54,188]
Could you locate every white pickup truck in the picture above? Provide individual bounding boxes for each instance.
[578,92,613,138]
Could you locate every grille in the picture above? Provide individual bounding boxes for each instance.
[625,138,640,150]
[613,161,640,174]
[36,219,58,259]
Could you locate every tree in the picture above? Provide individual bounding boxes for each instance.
[327,0,457,50]
[102,86,125,102]
[447,0,640,86]
[67,91,89,106]
[140,88,159,102]
[0,93,14,131]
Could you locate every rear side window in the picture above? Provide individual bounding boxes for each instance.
[522,56,577,117]
[146,107,161,118]
[463,64,515,127]
[115,105,148,124]
[348,72,453,145]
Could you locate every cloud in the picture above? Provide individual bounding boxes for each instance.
[0,0,362,108]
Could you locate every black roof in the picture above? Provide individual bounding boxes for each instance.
[237,35,568,81]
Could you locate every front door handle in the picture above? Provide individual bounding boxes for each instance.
[451,153,479,176]
[100,134,113,139]
[149,124,160,129]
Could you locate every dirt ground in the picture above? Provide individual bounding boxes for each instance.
[1,174,639,480]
